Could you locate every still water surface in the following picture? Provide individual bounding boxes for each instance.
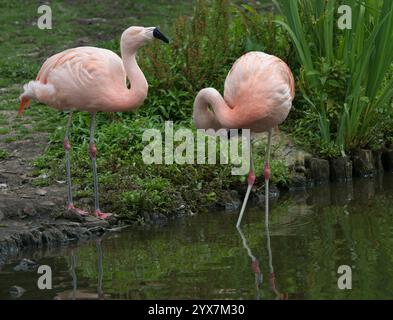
[1,174,393,299]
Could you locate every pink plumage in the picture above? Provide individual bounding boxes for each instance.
[193,51,295,132]
[18,26,170,219]
[192,51,295,228]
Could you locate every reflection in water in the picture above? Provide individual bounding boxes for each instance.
[2,174,393,300]
[56,240,105,300]
[237,208,288,300]
[237,227,262,299]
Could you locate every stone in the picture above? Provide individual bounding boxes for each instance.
[330,157,353,182]
[35,189,47,196]
[14,258,38,272]
[9,286,26,298]
[307,158,330,183]
[0,209,4,221]
[22,205,37,217]
[381,150,393,172]
[294,165,307,174]
[289,173,307,190]
[373,150,384,172]
[83,216,109,228]
[40,201,56,207]
[63,210,86,223]
[352,150,375,178]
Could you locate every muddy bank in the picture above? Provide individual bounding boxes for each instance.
[0,109,122,264]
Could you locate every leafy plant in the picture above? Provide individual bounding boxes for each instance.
[276,0,393,155]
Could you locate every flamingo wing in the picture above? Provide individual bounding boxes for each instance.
[223,52,294,131]
[30,47,127,111]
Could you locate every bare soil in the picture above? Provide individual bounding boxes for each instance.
[0,109,119,264]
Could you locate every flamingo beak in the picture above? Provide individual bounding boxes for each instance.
[153,28,170,44]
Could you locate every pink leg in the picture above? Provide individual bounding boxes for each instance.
[236,151,255,228]
[89,113,112,220]
[64,112,87,217]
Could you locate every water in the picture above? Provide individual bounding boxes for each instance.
[1,174,393,299]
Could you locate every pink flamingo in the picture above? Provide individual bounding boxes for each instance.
[19,26,169,219]
[193,52,295,227]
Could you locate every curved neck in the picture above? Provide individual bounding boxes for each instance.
[193,88,235,130]
[117,45,148,111]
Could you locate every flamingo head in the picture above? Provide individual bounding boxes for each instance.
[121,26,169,51]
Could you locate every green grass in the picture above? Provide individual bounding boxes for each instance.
[0,127,11,135]
[0,149,9,160]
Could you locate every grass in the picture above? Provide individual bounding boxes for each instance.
[0,149,9,160]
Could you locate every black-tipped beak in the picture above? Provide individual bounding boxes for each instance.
[153,28,170,44]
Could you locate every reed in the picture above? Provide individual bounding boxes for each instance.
[276,0,393,154]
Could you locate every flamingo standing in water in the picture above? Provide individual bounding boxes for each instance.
[19,26,169,219]
[193,52,295,227]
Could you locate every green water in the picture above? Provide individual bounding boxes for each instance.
[1,174,393,300]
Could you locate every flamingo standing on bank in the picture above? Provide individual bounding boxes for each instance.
[193,52,295,227]
[19,26,169,219]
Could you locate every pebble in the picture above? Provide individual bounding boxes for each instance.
[9,286,26,298]
[14,258,38,272]
[35,189,47,196]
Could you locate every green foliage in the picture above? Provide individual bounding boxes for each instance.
[0,149,9,160]
[276,0,393,156]
[98,0,291,124]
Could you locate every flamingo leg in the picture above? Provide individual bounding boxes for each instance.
[236,129,273,227]
[64,112,87,216]
[236,138,255,228]
[89,113,111,220]
[264,129,273,224]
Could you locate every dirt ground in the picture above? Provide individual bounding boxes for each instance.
[0,109,119,264]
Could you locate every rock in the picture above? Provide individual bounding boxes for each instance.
[294,165,307,174]
[40,201,56,207]
[83,216,109,228]
[307,158,330,184]
[0,183,8,189]
[63,210,86,223]
[0,209,4,221]
[215,190,241,211]
[252,184,280,204]
[353,150,375,178]
[381,150,393,172]
[151,213,168,224]
[289,173,307,190]
[330,157,353,182]
[0,174,7,183]
[9,286,26,298]
[23,205,37,217]
[142,212,151,224]
[373,150,384,172]
[35,189,47,196]
[14,258,38,272]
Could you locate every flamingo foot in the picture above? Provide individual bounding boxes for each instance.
[94,210,112,220]
[67,204,88,216]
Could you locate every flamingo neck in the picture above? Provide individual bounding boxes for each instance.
[118,46,148,111]
[193,88,235,130]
